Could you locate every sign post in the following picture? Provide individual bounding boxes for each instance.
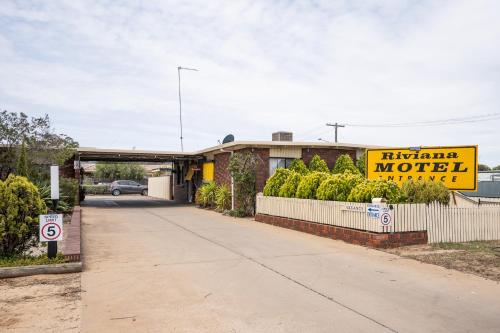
[44,165,61,259]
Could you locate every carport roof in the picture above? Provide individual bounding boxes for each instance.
[76,147,204,162]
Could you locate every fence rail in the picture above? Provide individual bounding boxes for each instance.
[256,195,500,243]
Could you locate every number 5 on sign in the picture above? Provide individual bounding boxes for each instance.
[379,208,393,227]
[39,214,63,242]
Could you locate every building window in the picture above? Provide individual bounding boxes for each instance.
[269,157,295,176]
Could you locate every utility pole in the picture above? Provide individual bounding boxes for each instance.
[177,66,198,152]
[326,123,345,143]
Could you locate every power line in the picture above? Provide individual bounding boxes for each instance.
[326,122,345,143]
[345,112,500,128]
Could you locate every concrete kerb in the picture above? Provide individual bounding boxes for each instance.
[0,262,82,279]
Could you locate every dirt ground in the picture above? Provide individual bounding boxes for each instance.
[385,241,500,282]
[0,273,81,332]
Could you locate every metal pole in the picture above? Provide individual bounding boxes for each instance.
[177,66,183,152]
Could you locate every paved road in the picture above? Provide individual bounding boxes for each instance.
[81,196,500,332]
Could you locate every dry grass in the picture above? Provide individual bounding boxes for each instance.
[386,241,500,281]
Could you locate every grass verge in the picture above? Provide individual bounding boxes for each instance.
[0,253,67,268]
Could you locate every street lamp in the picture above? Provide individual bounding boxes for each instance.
[177,66,198,152]
[318,138,332,143]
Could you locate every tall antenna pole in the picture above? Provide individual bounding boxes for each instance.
[177,66,198,152]
[326,122,345,143]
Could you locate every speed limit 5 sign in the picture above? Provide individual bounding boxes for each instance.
[39,214,63,242]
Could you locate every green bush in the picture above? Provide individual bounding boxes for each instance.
[347,179,402,203]
[332,154,360,174]
[295,172,330,199]
[60,178,79,207]
[288,159,309,175]
[215,185,232,212]
[0,175,47,256]
[82,184,109,195]
[308,155,329,173]
[278,172,302,198]
[198,182,217,208]
[356,152,366,176]
[228,152,259,216]
[316,172,364,201]
[263,168,291,197]
[400,180,450,205]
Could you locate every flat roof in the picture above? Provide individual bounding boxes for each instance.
[77,141,374,161]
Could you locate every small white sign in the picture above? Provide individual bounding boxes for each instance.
[367,204,381,219]
[342,204,365,213]
[379,208,393,227]
[39,214,63,242]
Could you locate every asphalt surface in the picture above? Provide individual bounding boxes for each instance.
[81,196,500,332]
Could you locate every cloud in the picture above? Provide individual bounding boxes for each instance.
[0,0,499,164]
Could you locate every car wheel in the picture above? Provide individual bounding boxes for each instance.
[141,189,148,196]
[112,189,121,196]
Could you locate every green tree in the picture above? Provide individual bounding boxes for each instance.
[16,140,29,178]
[316,172,364,201]
[332,154,360,174]
[356,152,366,176]
[400,180,450,205]
[296,172,330,199]
[478,164,491,171]
[228,152,260,216]
[347,179,402,204]
[95,163,146,181]
[308,155,329,173]
[0,175,47,255]
[0,111,78,181]
[493,165,500,170]
[288,159,309,175]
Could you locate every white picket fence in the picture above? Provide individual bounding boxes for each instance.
[147,176,171,200]
[256,194,500,243]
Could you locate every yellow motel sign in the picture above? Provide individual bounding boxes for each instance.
[366,146,478,191]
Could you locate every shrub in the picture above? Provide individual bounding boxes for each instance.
[332,154,360,174]
[263,168,291,197]
[228,152,259,216]
[215,185,232,211]
[60,178,79,207]
[347,179,402,203]
[308,155,329,173]
[356,152,366,176]
[198,182,217,208]
[288,159,309,175]
[278,172,302,198]
[295,172,330,199]
[400,180,450,205]
[82,184,108,195]
[0,175,47,256]
[316,172,364,201]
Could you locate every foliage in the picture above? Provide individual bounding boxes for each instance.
[295,172,330,199]
[198,182,217,208]
[0,175,47,256]
[82,184,109,195]
[228,152,260,216]
[95,162,147,181]
[37,184,70,213]
[36,177,78,212]
[263,168,291,197]
[478,164,491,171]
[16,140,29,178]
[278,172,302,198]
[347,179,402,203]
[400,180,450,205]
[215,185,232,212]
[228,208,247,218]
[0,111,78,181]
[332,154,360,174]
[493,165,500,170]
[288,159,309,175]
[308,155,329,173]
[316,172,364,201]
[356,152,366,176]
[0,253,66,267]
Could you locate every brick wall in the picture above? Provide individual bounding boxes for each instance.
[301,148,357,170]
[214,152,231,187]
[255,213,428,248]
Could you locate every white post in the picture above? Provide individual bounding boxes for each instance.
[50,165,59,200]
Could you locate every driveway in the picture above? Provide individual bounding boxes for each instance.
[81,196,500,332]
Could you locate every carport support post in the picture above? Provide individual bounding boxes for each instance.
[231,151,235,211]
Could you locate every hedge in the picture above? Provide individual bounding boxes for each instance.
[295,172,330,199]
[278,172,302,198]
[263,168,291,196]
[316,172,364,201]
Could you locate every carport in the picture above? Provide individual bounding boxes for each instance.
[75,147,205,203]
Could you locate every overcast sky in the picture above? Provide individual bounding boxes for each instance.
[1,1,499,165]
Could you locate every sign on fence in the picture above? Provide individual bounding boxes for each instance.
[367,204,381,218]
[366,145,478,190]
[39,214,63,242]
[367,204,393,226]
